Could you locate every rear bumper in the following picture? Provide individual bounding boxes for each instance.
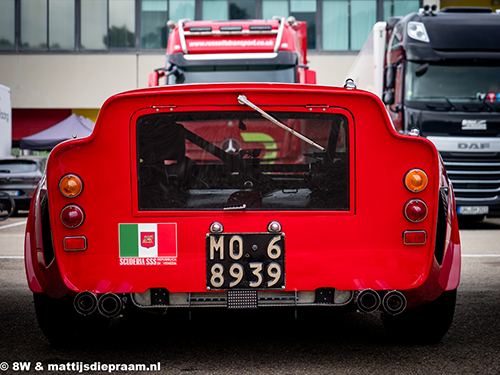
[30,241,459,312]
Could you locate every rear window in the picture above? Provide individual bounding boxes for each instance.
[137,111,349,211]
[0,160,38,173]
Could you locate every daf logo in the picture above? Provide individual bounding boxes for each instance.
[220,138,242,154]
[458,143,490,149]
[461,119,487,130]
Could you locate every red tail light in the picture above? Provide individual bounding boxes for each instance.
[64,236,87,251]
[404,199,427,222]
[403,230,427,245]
[61,205,85,228]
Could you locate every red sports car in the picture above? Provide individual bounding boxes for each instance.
[25,83,461,346]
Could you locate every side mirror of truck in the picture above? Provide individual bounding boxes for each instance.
[148,68,166,87]
[305,68,316,84]
[385,65,396,89]
[383,90,395,105]
[148,71,161,87]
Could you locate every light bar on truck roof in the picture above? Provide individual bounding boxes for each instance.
[220,26,243,32]
[189,26,212,32]
[250,25,273,31]
[183,53,278,61]
[179,18,286,55]
[184,29,278,36]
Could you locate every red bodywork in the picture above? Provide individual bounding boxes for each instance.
[25,83,460,310]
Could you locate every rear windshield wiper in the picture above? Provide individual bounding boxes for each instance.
[237,95,325,151]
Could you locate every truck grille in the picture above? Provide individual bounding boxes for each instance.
[441,152,500,202]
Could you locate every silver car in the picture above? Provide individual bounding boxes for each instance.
[0,157,46,213]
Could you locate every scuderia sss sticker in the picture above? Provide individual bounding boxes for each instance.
[119,223,177,265]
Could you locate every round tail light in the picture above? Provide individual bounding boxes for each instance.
[59,174,83,198]
[404,199,428,222]
[404,169,428,193]
[61,205,85,228]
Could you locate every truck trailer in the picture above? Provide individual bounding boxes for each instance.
[0,84,12,157]
[348,6,500,218]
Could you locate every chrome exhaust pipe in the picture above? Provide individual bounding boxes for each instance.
[382,290,407,315]
[74,291,98,316]
[356,289,381,313]
[97,293,123,318]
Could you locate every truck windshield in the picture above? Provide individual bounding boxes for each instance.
[137,111,348,211]
[167,65,296,84]
[405,62,500,103]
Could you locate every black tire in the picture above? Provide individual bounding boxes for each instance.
[33,293,109,348]
[381,289,457,344]
[0,192,15,221]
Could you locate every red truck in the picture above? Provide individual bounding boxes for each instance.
[148,17,316,86]
[25,82,460,347]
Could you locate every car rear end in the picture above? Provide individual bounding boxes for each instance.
[25,83,460,345]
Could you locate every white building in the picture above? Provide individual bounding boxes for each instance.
[0,0,459,146]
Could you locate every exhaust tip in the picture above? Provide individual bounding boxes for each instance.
[356,289,381,313]
[382,290,407,315]
[74,291,98,316]
[97,293,123,318]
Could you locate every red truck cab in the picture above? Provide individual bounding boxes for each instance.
[149,17,316,86]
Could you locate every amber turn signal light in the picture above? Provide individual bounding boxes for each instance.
[59,174,83,198]
[404,169,428,193]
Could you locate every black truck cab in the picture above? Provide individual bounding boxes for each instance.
[384,7,500,217]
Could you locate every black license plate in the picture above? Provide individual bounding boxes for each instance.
[206,233,285,290]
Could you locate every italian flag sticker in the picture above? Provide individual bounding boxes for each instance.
[119,223,177,258]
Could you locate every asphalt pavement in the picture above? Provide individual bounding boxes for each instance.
[0,216,499,374]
